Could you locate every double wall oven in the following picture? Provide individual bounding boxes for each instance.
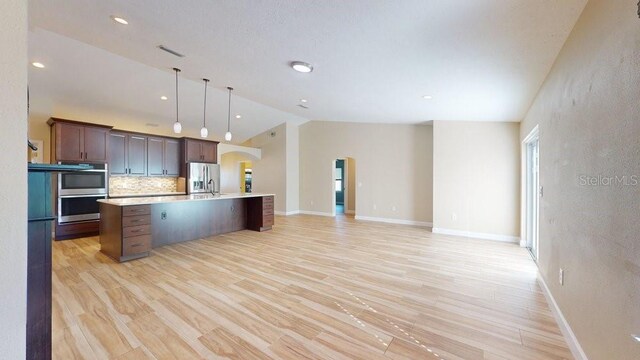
[57,162,108,224]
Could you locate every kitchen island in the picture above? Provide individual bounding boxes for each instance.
[98,193,274,262]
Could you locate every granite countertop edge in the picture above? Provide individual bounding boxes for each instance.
[109,192,186,198]
[98,193,275,206]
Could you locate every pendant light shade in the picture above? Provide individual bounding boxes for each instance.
[173,121,182,134]
[225,86,233,142]
[172,68,182,134]
[200,78,210,138]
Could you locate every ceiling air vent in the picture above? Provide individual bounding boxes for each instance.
[157,45,185,58]
[297,104,309,109]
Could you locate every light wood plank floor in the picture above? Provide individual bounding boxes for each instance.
[52,214,572,360]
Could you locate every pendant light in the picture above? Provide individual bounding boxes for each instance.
[225,86,233,141]
[172,68,182,134]
[200,78,210,138]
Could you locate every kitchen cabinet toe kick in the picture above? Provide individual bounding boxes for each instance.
[99,195,274,262]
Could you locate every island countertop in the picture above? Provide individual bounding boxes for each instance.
[98,192,275,206]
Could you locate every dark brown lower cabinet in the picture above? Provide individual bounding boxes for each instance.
[100,204,152,262]
[247,195,274,231]
[54,220,99,240]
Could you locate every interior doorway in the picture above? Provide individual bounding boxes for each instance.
[332,158,356,217]
[524,127,540,260]
[335,160,345,214]
[240,161,252,193]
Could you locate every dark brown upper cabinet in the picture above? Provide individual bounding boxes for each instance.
[184,138,218,163]
[48,118,111,163]
[109,132,147,176]
[147,137,180,176]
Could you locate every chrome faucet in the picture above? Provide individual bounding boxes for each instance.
[207,179,218,196]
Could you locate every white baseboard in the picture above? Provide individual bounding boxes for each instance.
[275,210,300,216]
[345,210,355,215]
[298,210,334,217]
[354,215,432,227]
[431,227,520,243]
[537,273,588,360]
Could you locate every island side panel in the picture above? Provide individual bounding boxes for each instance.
[99,203,123,260]
[150,198,248,248]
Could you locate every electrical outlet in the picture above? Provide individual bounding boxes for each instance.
[373,204,377,210]
[451,212,457,221]
[358,182,362,187]
[310,200,314,206]
[559,268,564,285]
[161,211,167,220]
[392,206,397,211]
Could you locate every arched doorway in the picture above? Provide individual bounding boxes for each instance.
[220,151,260,194]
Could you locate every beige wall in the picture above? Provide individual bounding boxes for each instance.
[29,114,51,163]
[433,121,520,238]
[299,121,433,223]
[345,157,356,213]
[0,0,28,357]
[242,122,299,214]
[243,123,288,213]
[285,122,300,213]
[520,1,640,358]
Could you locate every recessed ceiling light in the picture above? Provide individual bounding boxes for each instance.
[291,61,313,73]
[235,114,242,119]
[633,334,640,343]
[300,99,308,103]
[31,62,45,69]
[160,96,168,100]
[422,95,433,100]
[110,16,128,25]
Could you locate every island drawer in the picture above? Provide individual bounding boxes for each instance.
[263,196,274,204]
[123,215,151,227]
[123,224,151,238]
[123,205,151,217]
[123,234,152,256]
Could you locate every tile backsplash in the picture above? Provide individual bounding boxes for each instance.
[109,176,181,195]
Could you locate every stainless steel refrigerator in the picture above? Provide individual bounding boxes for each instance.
[187,162,220,194]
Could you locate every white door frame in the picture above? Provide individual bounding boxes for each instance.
[522,125,540,260]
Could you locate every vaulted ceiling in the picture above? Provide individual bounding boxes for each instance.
[28,0,587,142]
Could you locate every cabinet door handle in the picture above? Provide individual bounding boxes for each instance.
[131,243,143,247]
[85,152,88,159]
[80,152,83,159]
